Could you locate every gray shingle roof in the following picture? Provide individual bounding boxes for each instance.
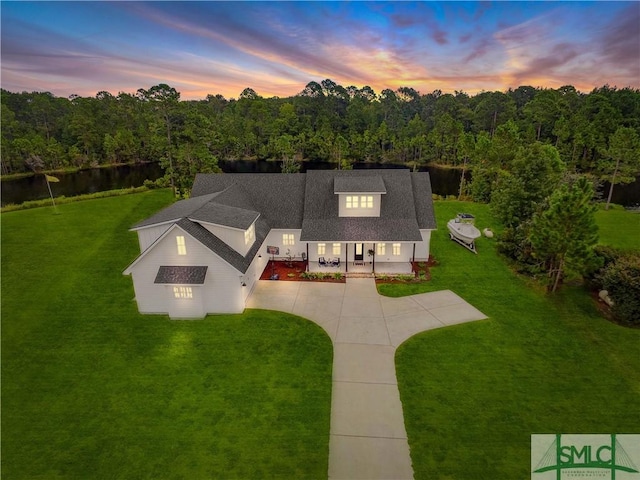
[132,192,220,229]
[333,175,386,193]
[300,169,432,241]
[191,173,306,228]
[411,172,437,230]
[176,217,268,274]
[154,266,208,284]
[134,169,436,273]
[189,201,259,230]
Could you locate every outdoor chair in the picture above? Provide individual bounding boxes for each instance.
[318,257,328,267]
[332,258,340,267]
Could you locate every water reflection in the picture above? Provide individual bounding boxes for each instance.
[2,160,638,207]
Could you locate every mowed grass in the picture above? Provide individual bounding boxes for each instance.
[595,205,640,251]
[393,201,640,479]
[1,190,332,480]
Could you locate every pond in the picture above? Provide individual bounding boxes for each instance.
[2,160,638,207]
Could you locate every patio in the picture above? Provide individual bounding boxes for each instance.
[309,260,413,275]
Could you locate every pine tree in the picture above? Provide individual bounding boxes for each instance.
[529,177,599,292]
[600,126,640,210]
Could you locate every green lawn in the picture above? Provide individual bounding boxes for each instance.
[394,201,640,479]
[595,205,640,251]
[1,190,332,480]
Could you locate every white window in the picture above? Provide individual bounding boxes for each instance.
[332,243,341,255]
[173,286,193,299]
[244,223,255,245]
[346,195,358,209]
[317,243,326,255]
[392,243,401,256]
[283,233,295,246]
[176,236,186,255]
[361,195,373,208]
[377,243,386,255]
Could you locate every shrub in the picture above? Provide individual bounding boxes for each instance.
[1,186,149,213]
[144,176,171,189]
[583,245,621,290]
[597,253,640,326]
[333,272,344,280]
[287,273,295,278]
[396,274,416,282]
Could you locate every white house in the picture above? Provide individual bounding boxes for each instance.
[123,169,437,318]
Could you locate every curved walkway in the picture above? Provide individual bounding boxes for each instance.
[247,278,487,480]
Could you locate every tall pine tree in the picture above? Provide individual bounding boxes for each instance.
[529,177,599,292]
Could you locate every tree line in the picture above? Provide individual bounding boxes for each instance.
[2,80,638,306]
[2,81,638,182]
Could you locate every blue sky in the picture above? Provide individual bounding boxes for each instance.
[2,1,638,99]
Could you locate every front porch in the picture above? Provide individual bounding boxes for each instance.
[308,260,412,275]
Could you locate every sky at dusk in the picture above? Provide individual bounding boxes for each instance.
[2,1,639,100]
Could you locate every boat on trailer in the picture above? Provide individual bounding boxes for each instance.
[447,213,481,253]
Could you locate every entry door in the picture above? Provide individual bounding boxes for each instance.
[354,243,364,261]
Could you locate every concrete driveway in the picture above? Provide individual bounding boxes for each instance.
[247,278,487,480]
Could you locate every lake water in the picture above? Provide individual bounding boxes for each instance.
[1,160,638,207]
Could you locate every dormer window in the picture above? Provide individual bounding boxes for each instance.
[176,236,186,255]
[335,176,385,218]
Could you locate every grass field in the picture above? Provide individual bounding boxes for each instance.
[393,201,640,479]
[3,190,638,479]
[595,205,640,251]
[1,190,332,479]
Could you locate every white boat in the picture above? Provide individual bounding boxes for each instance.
[447,213,481,253]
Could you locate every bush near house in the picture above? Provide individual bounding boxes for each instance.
[597,253,640,326]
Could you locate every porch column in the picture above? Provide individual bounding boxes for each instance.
[412,243,416,263]
[306,243,309,271]
[372,243,376,273]
[345,243,348,273]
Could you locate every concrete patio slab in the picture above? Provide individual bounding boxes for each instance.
[246,278,488,480]
[298,281,346,297]
[379,296,424,317]
[344,278,380,298]
[411,289,466,309]
[333,343,397,384]
[385,310,444,348]
[336,315,390,345]
[331,382,408,438]
[340,296,384,318]
[245,293,297,313]
[292,294,343,340]
[430,302,488,325]
[251,280,301,296]
[328,435,413,480]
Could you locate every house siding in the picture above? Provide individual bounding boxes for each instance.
[200,222,250,256]
[262,229,304,259]
[137,223,173,252]
[129,226,246,318]
[414,230,432,260]
[337,194,382,217]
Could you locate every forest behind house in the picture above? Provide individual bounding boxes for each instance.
[2,81,639,187]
